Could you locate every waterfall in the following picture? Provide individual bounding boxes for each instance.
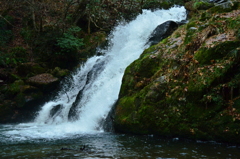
[3,6,186,139]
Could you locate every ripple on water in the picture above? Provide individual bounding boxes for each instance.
[0,133,240,158]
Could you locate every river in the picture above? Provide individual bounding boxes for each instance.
[1,124,240,158]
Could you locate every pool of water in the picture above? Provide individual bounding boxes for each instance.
[1,125,240,159]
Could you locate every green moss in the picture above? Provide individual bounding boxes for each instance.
[161,38,168,44]
[199,12,211,21]
[6,80,24,97]
[226,17,240,30]
[193,1,213,10]
[140,45,157,58]
[194,41,239,65]
[184,23,198,44]
[186,21,197,29]
[119,67,136,97]
[134,55,160,78]
[114,4,240,144]
[51,67,70,78]
[209,1,239,13]
[159,2,171,9]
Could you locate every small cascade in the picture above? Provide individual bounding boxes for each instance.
[35,6,187,132]
[3,6,187,139]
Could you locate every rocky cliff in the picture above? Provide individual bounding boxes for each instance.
[114,1,240,144]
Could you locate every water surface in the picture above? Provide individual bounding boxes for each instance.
[1,124,240,158]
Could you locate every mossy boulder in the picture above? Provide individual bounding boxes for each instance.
[194,41,239,65]
[0,80,44,123]
[114,4,240,144]
[2,80,43,108]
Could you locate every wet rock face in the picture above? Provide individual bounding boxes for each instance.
[148,21,178,46]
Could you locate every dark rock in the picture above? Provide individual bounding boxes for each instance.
[209,0,227,4]
[68,59,106,121]
[6,80,25,97]
[148,21,178,46]
[60,145,86,151]
[99,100,117,132]
[15,89,43,108]
[0,68,8,81]
[0,100,16,123]
[80,145,86,151]
[176,20,188,26]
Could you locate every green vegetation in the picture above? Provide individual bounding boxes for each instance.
[56,26,84,54]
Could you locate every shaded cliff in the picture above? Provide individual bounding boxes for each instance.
[114,1,240,144]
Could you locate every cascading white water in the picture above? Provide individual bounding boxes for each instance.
[3,6,186,139]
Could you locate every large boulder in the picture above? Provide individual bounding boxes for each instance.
[26,73,59,92]
[113,5,240,144]
[148,21,178,46]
